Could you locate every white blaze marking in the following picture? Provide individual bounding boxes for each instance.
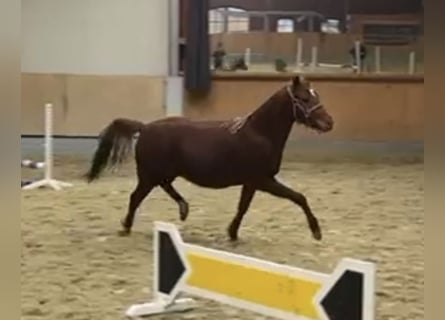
[309,88,316,97]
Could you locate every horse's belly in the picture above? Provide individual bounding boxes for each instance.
[178,150,261,187]
[179,162,246,188]
[175,129,271,187]
[181,175,238,189]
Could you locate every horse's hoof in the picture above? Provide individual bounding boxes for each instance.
[312,230,322,241]
[309,218,322,241]
[227,228,238,241]
[118,229,131,237]
[180,213,188,222]
[229,236,238,242]
[179,202,189,221]
[118,219,131,236]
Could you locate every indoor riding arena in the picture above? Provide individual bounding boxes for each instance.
[21,1,424,320]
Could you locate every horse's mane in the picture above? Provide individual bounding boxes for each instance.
[220,111,253,134]
[220,85,287,134]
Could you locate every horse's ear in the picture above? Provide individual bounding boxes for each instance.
[292,75,305,88]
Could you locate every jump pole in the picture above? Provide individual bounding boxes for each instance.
[22,103,73,191]
[126,221,376,320]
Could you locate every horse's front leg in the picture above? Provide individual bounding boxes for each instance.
[227,185,256,241]
[257,177,322,240]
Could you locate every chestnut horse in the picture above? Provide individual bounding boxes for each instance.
[85,75,334,241]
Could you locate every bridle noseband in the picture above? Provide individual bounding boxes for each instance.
[286,85,322,121]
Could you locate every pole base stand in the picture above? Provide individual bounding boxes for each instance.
[22,178,73,191]
[125,297,196,318]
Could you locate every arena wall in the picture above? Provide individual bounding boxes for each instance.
[21,73,165,136]
[22,72,423,143]
[21,0,168,135]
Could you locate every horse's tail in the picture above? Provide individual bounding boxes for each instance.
[85,118,144,182]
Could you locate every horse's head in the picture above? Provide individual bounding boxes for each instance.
[286,75,334,133]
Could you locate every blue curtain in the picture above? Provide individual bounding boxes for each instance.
[184,0,211,93]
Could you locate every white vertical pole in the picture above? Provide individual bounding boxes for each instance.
[354,40,361,73]
[165,77,183,116]
[44,103,53,181]
[152,223,160,300]
[244,48,251,67]
[167,0,180,76]
[409,51,416,74]
[295,38,303,72]
[223,8,229,33]
[310,46,318,71]
[22,102,73,190]
[264,15,269,32]
[374,46,381,73]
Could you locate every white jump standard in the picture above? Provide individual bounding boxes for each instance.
[22,103,73,191]
[126,221,376,320]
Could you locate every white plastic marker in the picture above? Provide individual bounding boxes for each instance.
[22,103,73,191]
[126,221,376,320]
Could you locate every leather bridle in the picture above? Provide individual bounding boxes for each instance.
[286,85,322,121]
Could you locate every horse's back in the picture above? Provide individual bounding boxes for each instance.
[147,116,225,128]
[135,116,235,163]
[138,116,243,156]
[134,116,272,187]
[140,116,238,144]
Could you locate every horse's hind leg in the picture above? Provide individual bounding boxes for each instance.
[160,182,189,221]
[119,181,153,236]
[228,185,256,241]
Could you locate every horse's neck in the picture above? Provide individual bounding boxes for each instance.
[248,90,294,148]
